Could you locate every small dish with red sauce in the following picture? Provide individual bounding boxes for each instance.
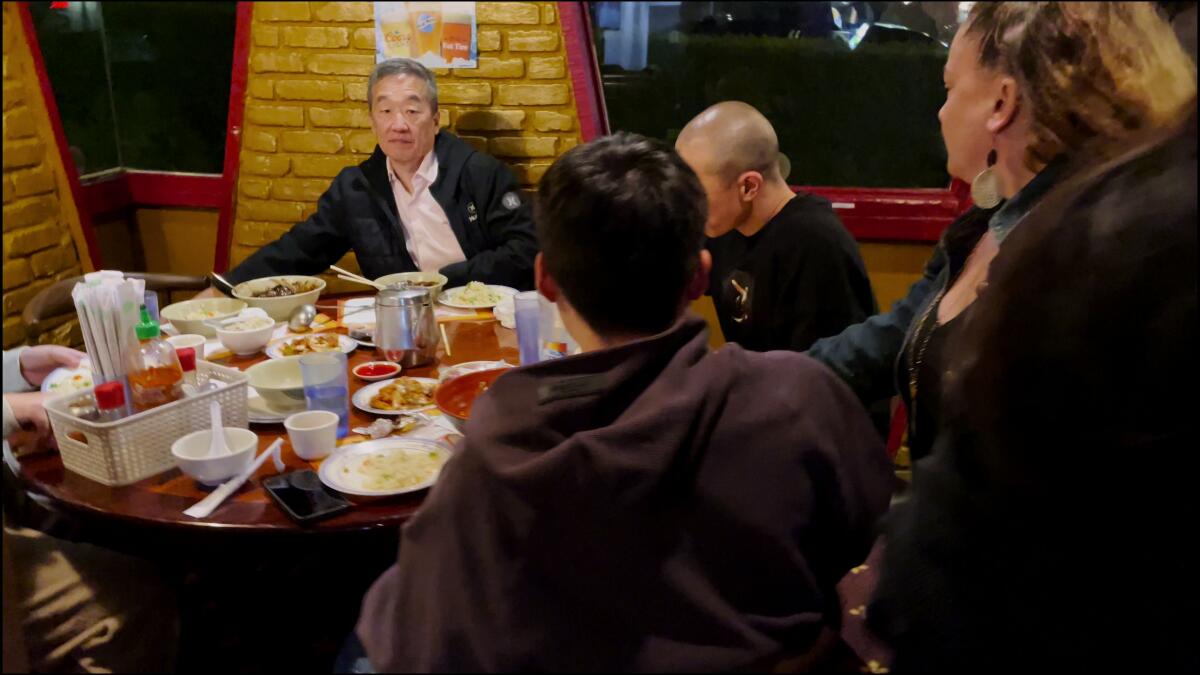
[353,361,402,382]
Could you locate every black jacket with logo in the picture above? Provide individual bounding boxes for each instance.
[226,131,537,290]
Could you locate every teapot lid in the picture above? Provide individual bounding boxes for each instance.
[376,286,432,306]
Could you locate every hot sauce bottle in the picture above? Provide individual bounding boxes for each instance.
[127,304,183,412]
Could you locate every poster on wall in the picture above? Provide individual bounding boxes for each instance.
[375,2,477,68]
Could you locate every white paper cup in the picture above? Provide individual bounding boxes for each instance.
[167,334,208,361]
[284,410,339,461]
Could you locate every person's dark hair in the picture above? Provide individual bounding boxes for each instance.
[535,132,707,336]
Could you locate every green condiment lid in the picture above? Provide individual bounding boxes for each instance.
[135,304,160,340]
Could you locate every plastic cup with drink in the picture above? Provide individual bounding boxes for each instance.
[299,351,350,439]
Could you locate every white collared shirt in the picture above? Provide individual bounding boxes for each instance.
[386,151,466,272]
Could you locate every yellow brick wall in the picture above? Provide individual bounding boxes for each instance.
[2,3,92,348]
[232,1,584,293]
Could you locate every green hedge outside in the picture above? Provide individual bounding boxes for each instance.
[601,34,951,188]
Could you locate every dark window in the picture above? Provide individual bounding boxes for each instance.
[30,1,236,177]
[590,1,967,188]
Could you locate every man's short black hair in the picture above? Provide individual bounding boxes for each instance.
[535,132,707,337]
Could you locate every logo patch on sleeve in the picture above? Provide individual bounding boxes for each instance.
[502,191,522,211]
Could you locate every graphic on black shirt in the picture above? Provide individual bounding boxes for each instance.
[724,270,754,324]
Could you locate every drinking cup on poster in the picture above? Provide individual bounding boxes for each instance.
[409,2,444,59]
[442,9,472,63]
[379,3,413,58]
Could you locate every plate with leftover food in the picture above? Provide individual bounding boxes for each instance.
[438,282,518,310]
[318,437,451,497]
[265,333,357,359]
[352,376,438,415]
[41,359,94,396]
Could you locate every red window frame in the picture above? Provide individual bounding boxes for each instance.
[23,1,959,279]
[18,1,252,271]
[560,2,969,243]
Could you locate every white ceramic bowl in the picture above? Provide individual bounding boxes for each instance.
[161,298,247,337]
[171,427,258,486]
[213,315,275,356]
[232,275,325,322]
[245,356,307,410]
[374,272,448,302]
[166,334,208,359]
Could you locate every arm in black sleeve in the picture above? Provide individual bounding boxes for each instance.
[439,159,538,290]
[806,244,946,405]
[224,176,354,285]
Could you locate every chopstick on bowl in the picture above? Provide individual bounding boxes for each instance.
[336,274,386,291]
[328,265,384,289]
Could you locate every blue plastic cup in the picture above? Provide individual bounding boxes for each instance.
[143,290,160,324]
[299,351,350,438]
[514,291,541,366]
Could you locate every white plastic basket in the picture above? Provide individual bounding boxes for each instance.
[45,361,250,486]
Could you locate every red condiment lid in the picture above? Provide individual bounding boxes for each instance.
[177,347,197,372]
[94,381,125,410]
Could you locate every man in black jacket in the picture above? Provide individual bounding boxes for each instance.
[199,58,537,295]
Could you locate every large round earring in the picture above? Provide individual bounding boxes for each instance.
[970,149,1002,209]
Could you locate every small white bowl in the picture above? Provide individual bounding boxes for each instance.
[213,315,275,356]
[245,356,307,410]
[166,334,208,359]
[232,275,325,322]
[284,410,339,461]
[161,298,247,337]
[352,361,402,382]
[171,427,258,486]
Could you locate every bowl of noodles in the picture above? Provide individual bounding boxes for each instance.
[318,438,452,499]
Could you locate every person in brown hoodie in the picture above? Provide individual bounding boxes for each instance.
[353,132,896,672]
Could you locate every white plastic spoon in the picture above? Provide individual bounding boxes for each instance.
[208,399,230,458]
[183,439,285,519]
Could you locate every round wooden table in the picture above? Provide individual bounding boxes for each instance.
[11,300,518,535]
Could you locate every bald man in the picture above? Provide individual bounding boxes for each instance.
[677,102,876,352]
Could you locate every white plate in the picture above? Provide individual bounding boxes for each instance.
[319,437,451,497]
[438,284,518,310]
[352,377,438,416]
[41,359,94,395]
[246,388,305,424]
[265,333,357,360]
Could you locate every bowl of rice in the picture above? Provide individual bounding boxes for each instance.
[210,309,276,356]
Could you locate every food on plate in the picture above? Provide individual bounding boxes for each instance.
[49,370,93,394]
[369,377,434,410]
[223,316,273,332]
[338,447,447,491]
[449,281,501,306]
[252,278,319,298]
[279,333,341,356]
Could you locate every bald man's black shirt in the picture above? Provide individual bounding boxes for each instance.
[706,192,877,352]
